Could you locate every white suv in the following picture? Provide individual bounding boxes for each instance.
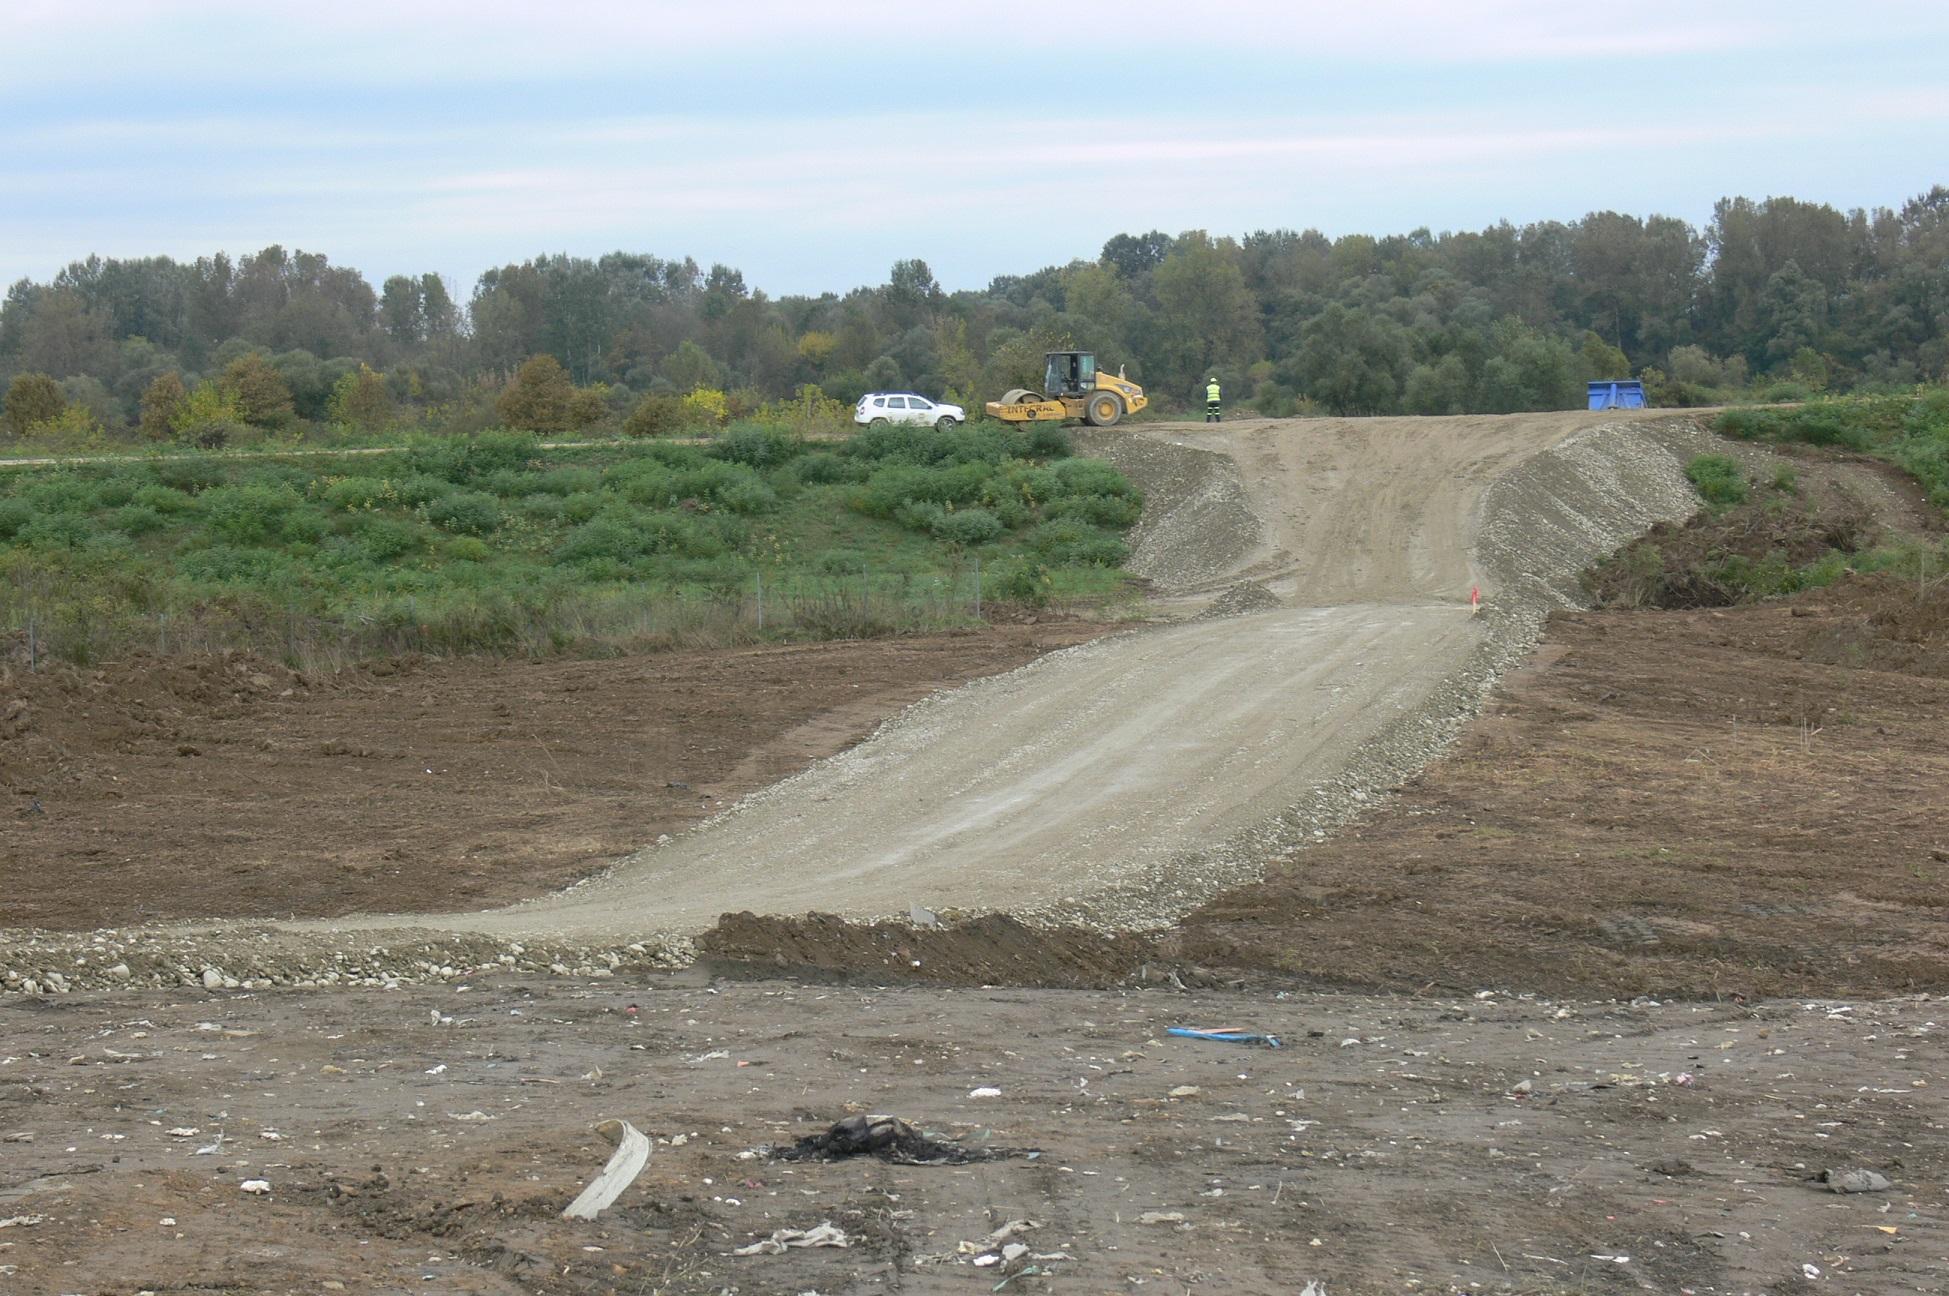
[855,392,966,430]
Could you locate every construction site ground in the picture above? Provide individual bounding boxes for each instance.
[3,414,1946,1294]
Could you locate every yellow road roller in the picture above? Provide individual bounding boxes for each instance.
[985,350,1147,428]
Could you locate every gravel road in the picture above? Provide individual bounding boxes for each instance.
[336,410,1705,946]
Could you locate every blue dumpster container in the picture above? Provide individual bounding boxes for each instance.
[1588,379,1648,410]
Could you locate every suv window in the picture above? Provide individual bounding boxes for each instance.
[888,396,910,409]
[907,397,931,410]
[870,396,889,408]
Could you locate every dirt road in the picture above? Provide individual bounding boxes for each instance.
[350,412,1702,945]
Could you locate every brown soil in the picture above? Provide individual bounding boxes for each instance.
[1168,573,1949,999]
[6,976,1943,1295]
[0,625,1104,930]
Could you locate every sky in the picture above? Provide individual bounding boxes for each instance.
[3,0,1947,299]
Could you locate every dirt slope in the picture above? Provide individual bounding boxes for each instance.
[314,411,1706,947]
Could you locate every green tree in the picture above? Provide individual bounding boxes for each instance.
[1,372,65,437]
[1150,233,1261,392]
[327,363,395,428]
[662,339,724,392]
[496,354,578,433]
[221,351,295,426]
[1289,304,1408,414]
[139,371,188,440]
[171,380,246,446]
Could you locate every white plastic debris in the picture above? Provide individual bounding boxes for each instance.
[968,1086,1002,1099]
[239,1179,272,1195]
[561,1119,651,1221]
[732,1221,850,1255]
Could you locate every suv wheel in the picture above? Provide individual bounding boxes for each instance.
[869,417,890,429]
[936,416,959,432]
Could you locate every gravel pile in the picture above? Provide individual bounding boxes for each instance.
[1196,581,1283,619]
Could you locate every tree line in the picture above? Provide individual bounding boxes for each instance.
[2,188,1945,441]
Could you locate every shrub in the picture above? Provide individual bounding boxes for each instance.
[623,393,686,438]
[394,474,456,507]
[1050,457,1137,499]
[202,484,300,544]
[20,513,94,548]
[425,491,503,535]
[132,484,196,514]
[2,373,65,437]
[563,491,604,523]
[714,423,801,468]
[107,504,167,536]
[154,458,226,494]
[322,476,395,511]
[0,498,33,538]
[1045,492,1143,527]
[931,507,1005,546]
[794,451,864,485]
[23,476,97,514]
[554,510,725,564]
[987,556,1051,604]
[532,467,600,496]
[1025,422,1072,459]
[1685,454,1749,508]
[518,493,567,523]
[1025,517,1129,566]
[444,536,491,562]
[349,515,423,562]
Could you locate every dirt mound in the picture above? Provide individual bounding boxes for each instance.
[1195,580,1281,618]
[696,910,1154,988]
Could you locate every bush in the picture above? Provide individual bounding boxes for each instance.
[931,507,1005,546]
[107,504,167,536]
[518,493,567,523]
[554,510,726,565]
[714,423,801,468]
[0,498,33,538]
[132,484,196,514]
[1025,423,1072,459]
[424,490,503,535]
[145,461,221,496]
[793,451,865,485]
[20,513,94,548]
[987,557,1051,604]
[321,476,395,511]
[348,515,423,561]
[623,392,685,438]
[202,484,300,544]
[1045,492,1143,527]
[1025,517,1128,566]
[1685,454,1749,508]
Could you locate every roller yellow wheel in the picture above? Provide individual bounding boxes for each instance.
[1085,392,1123,428]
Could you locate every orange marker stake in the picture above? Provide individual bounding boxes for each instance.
[1469,585,1481,615]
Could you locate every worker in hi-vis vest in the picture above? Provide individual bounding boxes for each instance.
[1204,377,1222,423]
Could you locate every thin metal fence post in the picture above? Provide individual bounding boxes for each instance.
[755,570,765,631]
[973,556,982,619]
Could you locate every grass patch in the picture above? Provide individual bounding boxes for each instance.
[1716,386,1949,511]
[0,422,1142,667]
